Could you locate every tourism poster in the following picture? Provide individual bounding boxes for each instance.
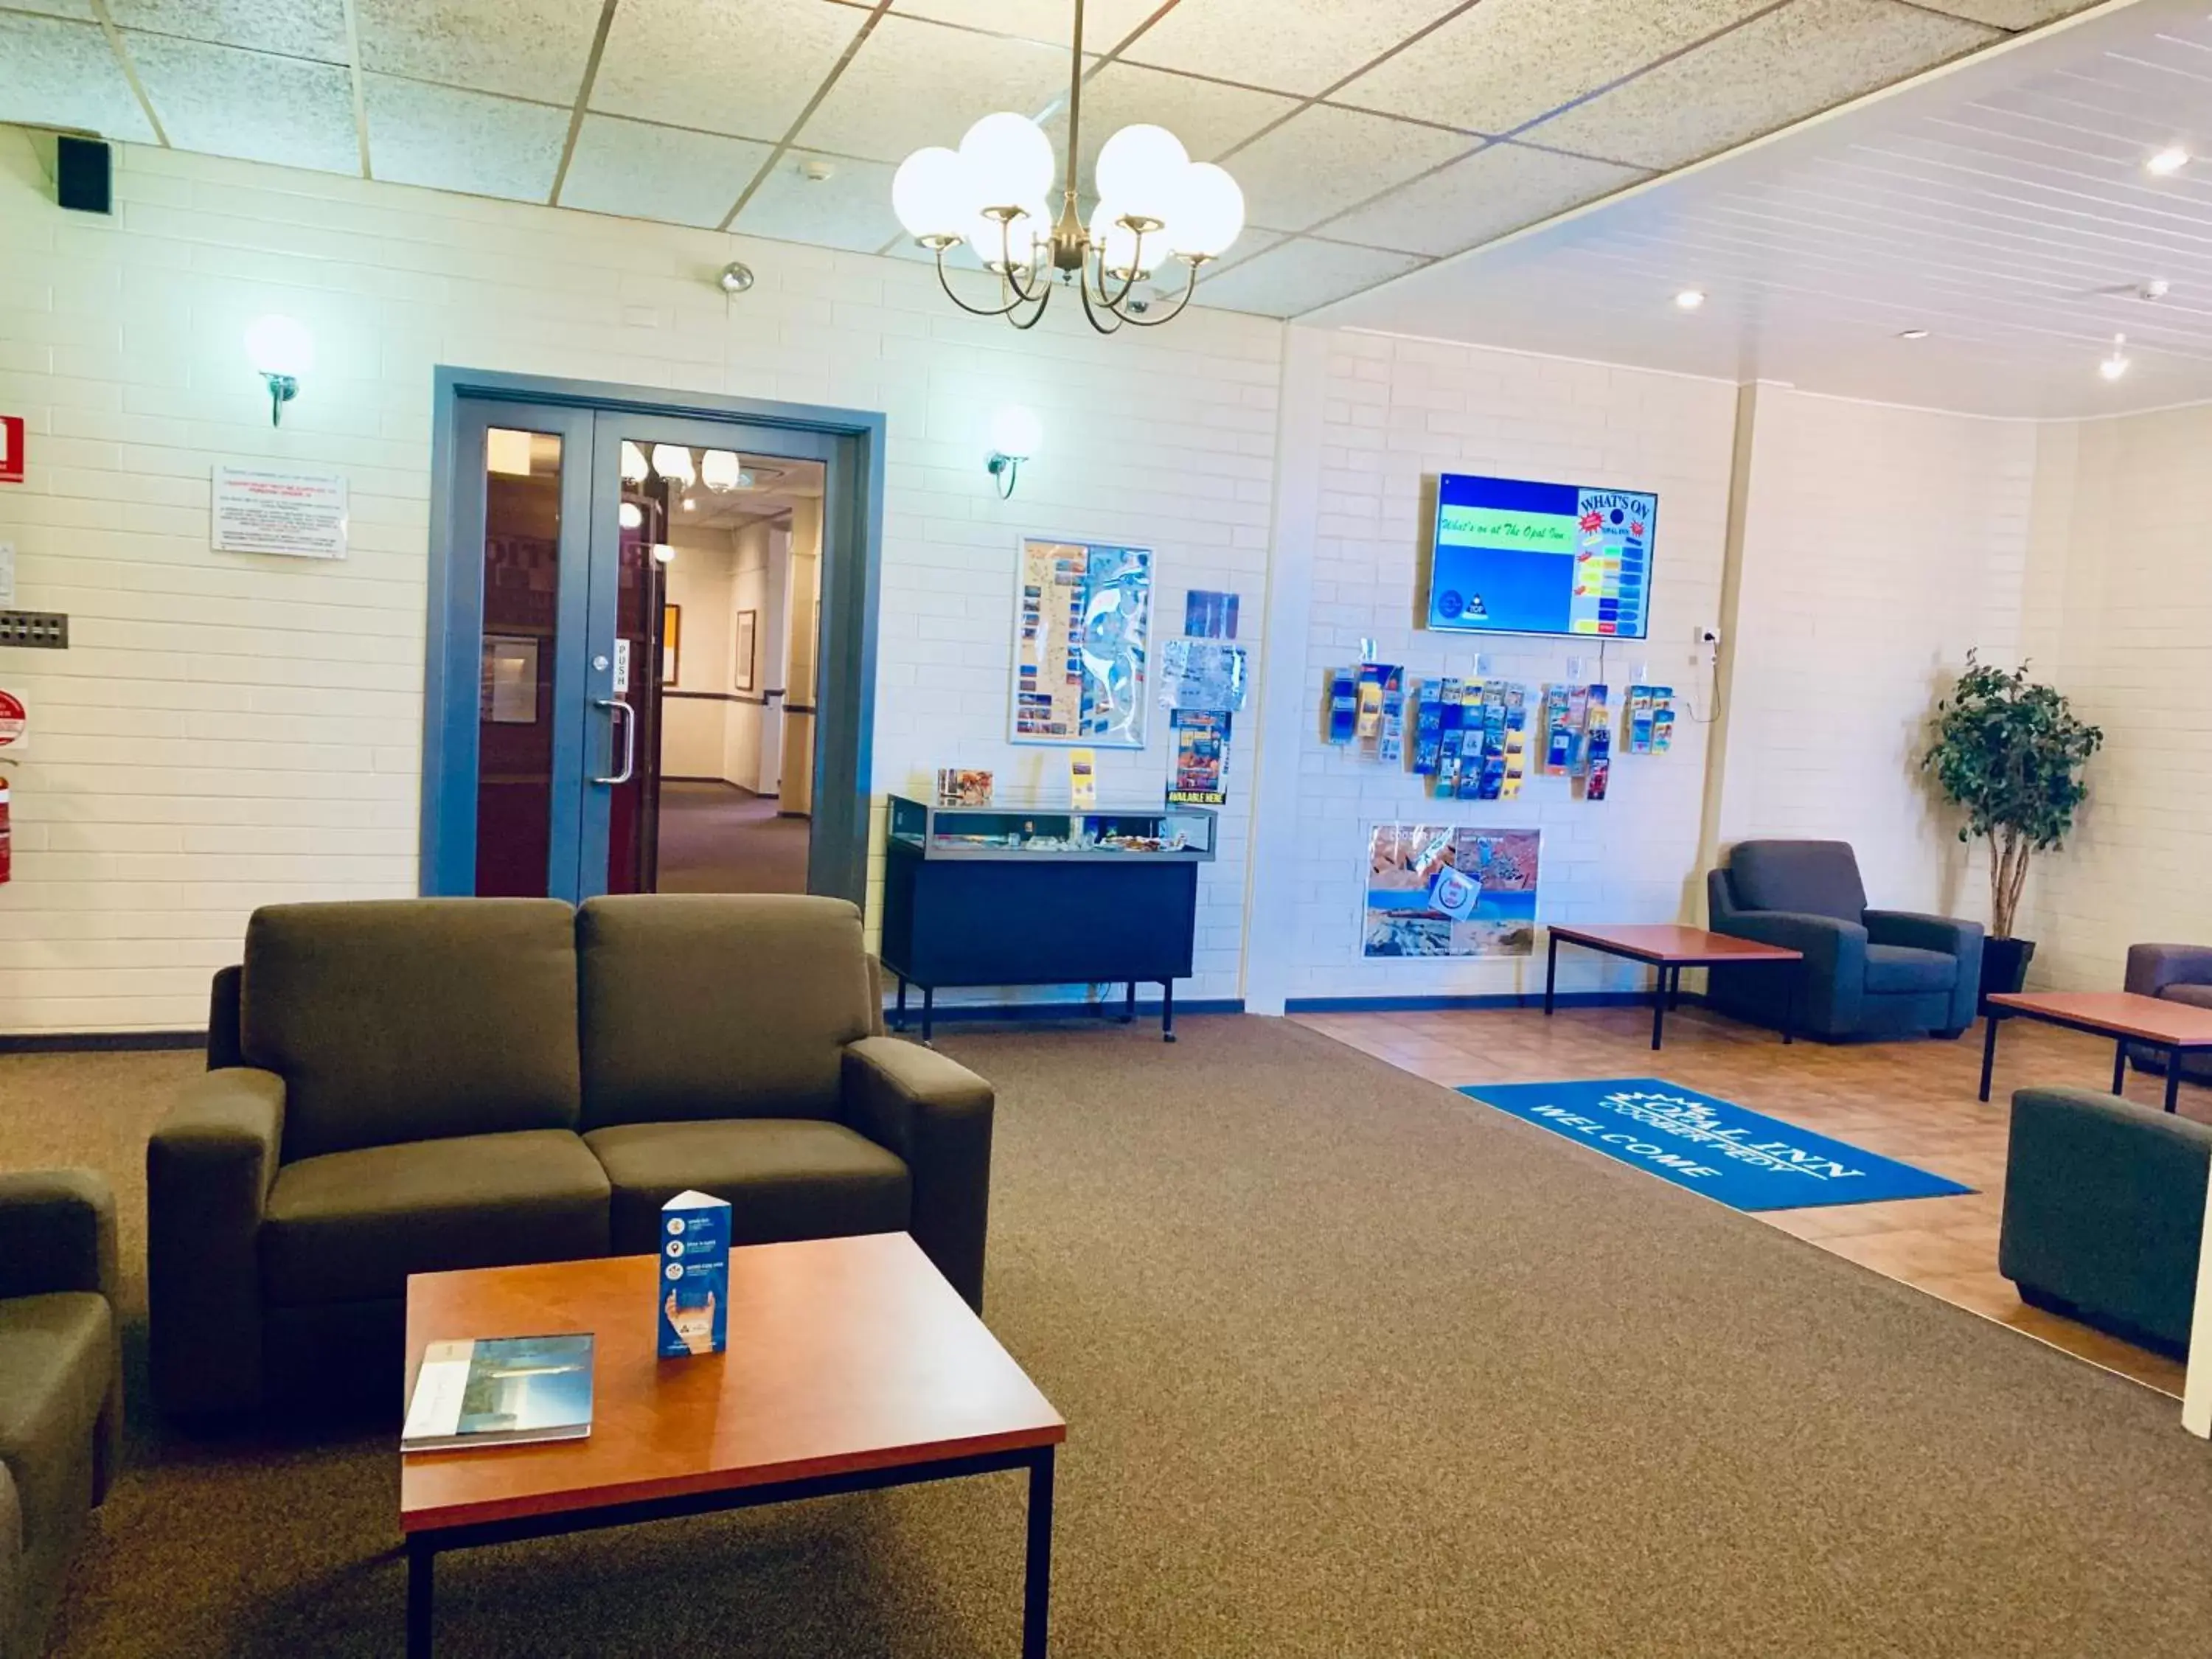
[1168,709,1229,805]
[1011,538,1152,748]
[1362,824,1541,958]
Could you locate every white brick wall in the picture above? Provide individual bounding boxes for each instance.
[0,130,1280,1030]
[1275,331,1740,1001]
[2017,404,2212,990]
[1714,387,2038,919]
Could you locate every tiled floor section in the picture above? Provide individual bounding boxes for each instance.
[1293,1003,2194,1397]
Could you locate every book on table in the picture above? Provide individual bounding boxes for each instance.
[401,1332,595,1453]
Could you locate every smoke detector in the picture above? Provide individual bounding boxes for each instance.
[799,158,836,184]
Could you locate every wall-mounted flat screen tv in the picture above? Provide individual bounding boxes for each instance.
[1425,473,1657,639]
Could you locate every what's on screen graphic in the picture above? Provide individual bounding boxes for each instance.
[1427,473,1658,640]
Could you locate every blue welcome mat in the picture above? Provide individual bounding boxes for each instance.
[1459,1078,1973,1211]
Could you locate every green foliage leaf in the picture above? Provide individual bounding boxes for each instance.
[1922,652,2103,855]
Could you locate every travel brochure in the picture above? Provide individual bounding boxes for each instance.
[401,1334,596,1453]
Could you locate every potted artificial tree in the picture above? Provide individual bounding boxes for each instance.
[1923,653,2103,1005]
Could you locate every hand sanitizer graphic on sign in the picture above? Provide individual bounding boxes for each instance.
[657,1190,729,1358]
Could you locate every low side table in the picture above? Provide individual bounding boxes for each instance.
[1980,990,2212,1113]
[1544,924,1804,1050]
[400,1236,1065,1657]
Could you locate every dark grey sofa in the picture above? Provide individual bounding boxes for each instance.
[1705,840,1983,1040]
[150,894,994,1419]
[1999,1085,2208,1354]
[0,1171,122,1659]
[2125,942,2212,1082]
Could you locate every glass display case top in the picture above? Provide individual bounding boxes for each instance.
[887,794,1216,861]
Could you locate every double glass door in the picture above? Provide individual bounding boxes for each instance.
[430,400,834,902]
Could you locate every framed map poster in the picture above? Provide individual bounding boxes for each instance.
[1362,824,1540,958]
[1009,537,1152,748]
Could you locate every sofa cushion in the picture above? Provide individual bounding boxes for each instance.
[585,1119,910,1255]
[577,895,874,1130]
[1864,943,1958,995]
[1728,840,1868,924]
[261,1130,610,1306]
[243,898,583,1161]
[0,1293,111,1554]
[2159,983,2212,1012]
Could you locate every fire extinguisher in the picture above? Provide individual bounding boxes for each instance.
[0,776,12,885]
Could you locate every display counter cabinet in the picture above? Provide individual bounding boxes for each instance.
[882,796,1217,1042]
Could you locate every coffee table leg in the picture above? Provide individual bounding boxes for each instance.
[2166,1047,2183,1115]
[1650,965,1668,1051]
[1023,1448,1055,1659]
[1979,1012,2000,1103]
[2113,1039,2128,1096]
[406,1537,433,1659]
[1544,934,1558,1018]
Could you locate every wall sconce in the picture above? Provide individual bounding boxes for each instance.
[243,314,314,427]
[987,406,1041,499]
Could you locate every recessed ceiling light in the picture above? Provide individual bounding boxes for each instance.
[2099,334,2131,381]
[1674,288,1706,310]
[1899,328,1930,340]
[2146,146,2190,176]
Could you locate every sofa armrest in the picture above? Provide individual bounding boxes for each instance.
[841,1036,993,1312]
[1864,909,1981,956]
[2126,942,2212,999]
[1715,909,1866,1034]
[147,1067,286,1417]
[1999,1086,2212,1351]
[0,1169,116,1304]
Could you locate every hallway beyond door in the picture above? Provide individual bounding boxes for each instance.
[655,781,807,894]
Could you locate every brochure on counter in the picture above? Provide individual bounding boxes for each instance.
[401,1333,596,1453]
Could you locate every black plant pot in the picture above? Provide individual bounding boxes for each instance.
[1979,936,2036,1012]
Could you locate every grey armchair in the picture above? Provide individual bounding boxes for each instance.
[2125,944,2212,1082]
[0,1170,122,1659]
[1705,840,1983,1040]
[2000,1085,2208,1354]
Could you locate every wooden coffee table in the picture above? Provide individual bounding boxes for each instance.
[400,1234,1065,1658]
[1544,923,1804,1049]
[1981,990,2212,1113]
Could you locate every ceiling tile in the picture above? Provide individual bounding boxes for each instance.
[363,72,567,201]
[1225,102,1473,234]
[355,0,602,103]
[592,0,867,144]
[796,12,1078,165]
[1043,60,1298,181]
[734,147,901,251]
[0,13,159,142]
[1192,236,1426,316]
[890,0,1161,52]
[127,35,359,172]
[105,0,349,62]
[1120,0,1465,97]
[1332,0,1770,137]
[1528,0,2000,172]
[1325,142,1646,256]
[1914,0,2094,26]
[6,0,99,20]
[557,113,771,227]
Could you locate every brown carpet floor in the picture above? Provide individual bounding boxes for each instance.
[8,1018,2212,1658]
[653,782,808,894]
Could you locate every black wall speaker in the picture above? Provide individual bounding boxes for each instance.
[56,136,112,215]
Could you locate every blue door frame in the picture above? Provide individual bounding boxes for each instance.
[422,368,887,906]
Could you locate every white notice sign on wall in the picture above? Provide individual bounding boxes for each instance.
[212,465,349,559]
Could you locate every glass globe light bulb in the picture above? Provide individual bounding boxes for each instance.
[1164,163,1245,260]
[650,445,696,487]
[990,406,1042,462]
[892,145,972,238]
[959,112,1055,209]
[243,314,315,378]
[1088,201,1161,279]
[1094,125,1189,215]
[619,440,650,484]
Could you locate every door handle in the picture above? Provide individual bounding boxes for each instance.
[593,697,636,786]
